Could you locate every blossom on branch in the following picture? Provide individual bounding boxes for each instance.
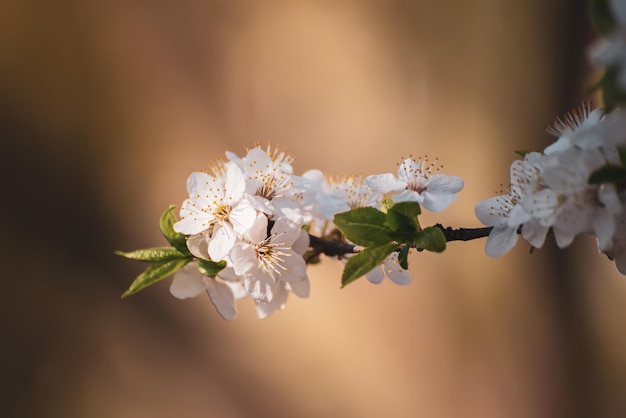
[365,156,464,212]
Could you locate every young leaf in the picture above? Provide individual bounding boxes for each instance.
[341,242,397,287]
[115,247,191,263]
[122,259,189,298]
[414,226,447,253]
[385,202,421,242]
[159,205,191,255]
[588,164,626,184]
[398,245,410,270]
[334,207,393,247]
[198,258,227,276]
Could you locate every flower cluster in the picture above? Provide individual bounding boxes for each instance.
[165,147,464,319]
[475,102,626,271]
[117,0,626,321]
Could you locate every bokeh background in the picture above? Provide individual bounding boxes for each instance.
[3,0,626,417]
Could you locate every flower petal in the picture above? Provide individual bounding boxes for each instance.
[287,277,310,298]
[426,174,464,194]
[484,225,518,257]
[204,278,237,320]
[421,191,457,212]
[224,162,246,202]
[186,232,210,259]
[169,263,207,299]
[365,265,384,284]
[229,243,257,276]
[279,251,307,282]
[245,269,276,302]
[208,223,236,261]
[255,282,288,319]
[383,254,412,285]
[364,173,407,194]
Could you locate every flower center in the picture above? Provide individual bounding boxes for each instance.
[215,204,231,221]
[253,234,291,278]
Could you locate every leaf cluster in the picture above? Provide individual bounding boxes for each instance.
[333,201,446,287]
[115,206,225,298]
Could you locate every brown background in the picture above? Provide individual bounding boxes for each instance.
[3,1,626,417]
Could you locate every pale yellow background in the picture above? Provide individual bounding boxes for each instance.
[3,1,626,417]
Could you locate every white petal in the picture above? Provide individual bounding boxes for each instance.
[475,196,507,227]
[426,174,464,194]
[292,230,310,255]
[271,217,301,246]
[521,221,549,249]
[593,211,616,251]
[507,204,531,227]
[231,203,263,239]
[186,232,210,259]
[383,254,412,285]
[169,263,207,299]
[392,189,423,203]
[287,277,310,298]
[224,162,246,201]
[204,278,237,320]
[186,172,214,196]
[552,224,577,248]
[521,189,558,226]
[245,269,276,302]
[599,184,623,215]
[174,199,214,235]
[255,282,288,319]
[279,252,307,282]
[208,223,237,261]
[365,266,384,284]
[421,191,457,212]
[229,243,257,275]
[364,173,407,194]
[484,226,518,257]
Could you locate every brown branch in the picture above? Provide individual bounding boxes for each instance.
[307,225,493,258]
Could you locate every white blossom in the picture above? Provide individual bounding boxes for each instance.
[174,161,258,261]
[365,156,463,212]
[229,215,308,302]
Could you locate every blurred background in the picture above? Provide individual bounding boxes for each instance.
[2,0,626,417]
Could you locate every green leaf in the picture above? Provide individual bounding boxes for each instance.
[385,201,421,242]
[341,242,397,287]
[591,0,617,36]
[588,164,626,184]
[159,205,190,255]
[122,259,189,298]
[414,226,447,253]
[398,245,410,270]
[334,207,393,247]
[114,247,191,263]
[514,150,530,157]
[197,258,227,276]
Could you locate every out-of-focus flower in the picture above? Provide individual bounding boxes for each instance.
[364,252,412,285]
